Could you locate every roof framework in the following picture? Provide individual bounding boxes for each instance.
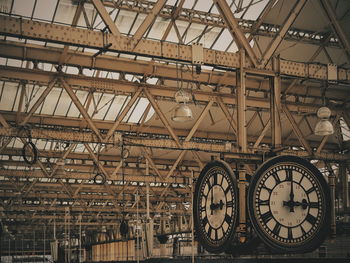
[0,0,349,249]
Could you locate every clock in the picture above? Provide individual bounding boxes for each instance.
[248,155,330,253]
[193,160,238,253]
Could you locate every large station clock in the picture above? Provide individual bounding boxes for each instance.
[248,155,330,253]
[193,160,238,253]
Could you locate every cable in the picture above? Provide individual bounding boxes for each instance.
[93,173,106,185]
[22,141,38,165]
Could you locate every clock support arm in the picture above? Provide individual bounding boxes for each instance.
[238,164,247,243]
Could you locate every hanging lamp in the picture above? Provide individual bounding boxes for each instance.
[172,89,193,122]
[314,106,334,136]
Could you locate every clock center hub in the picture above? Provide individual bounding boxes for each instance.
[207,185,226,229]
[270,181,308,227]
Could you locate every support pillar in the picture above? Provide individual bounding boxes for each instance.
[236,49,247,153]
[271,56,282,149]
[145,159,153,257]
[340,163,349,210]
[328,165,336,237]
[236,49,247,243]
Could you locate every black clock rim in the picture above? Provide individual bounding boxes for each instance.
[247,155,331,253]
[193,160,238,254]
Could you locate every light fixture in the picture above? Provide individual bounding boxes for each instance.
[172,89,193,122]
[314,106,334,136]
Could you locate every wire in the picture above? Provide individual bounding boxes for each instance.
[22,141,38,165]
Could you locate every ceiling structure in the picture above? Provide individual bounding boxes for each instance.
[0,0,349,249]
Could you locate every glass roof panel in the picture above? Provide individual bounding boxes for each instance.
[127,98,150,123]
[0,82,18,111]
[33,0,58,21]
[54,0,78,25]
[40,87,61,115]
[12,0,35,17]
[91,93,115,120]
[103,95,128,121]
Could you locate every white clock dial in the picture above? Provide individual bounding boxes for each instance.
[194,160,238,253]
[248,155,330,253]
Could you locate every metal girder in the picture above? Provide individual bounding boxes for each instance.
[91,0,122,37]
[131,0,167,50]
[84,143,120,210]
[253,119,271,151]
[1,43,350,103]
[0,127,348,161]
[60,78,103,141]
[1,16,350,80]
[104,0,341,48]
[320,0,350,63]
[237,49,247,152]
[271,60,282,148]
[104,87,143,142]
[19,78,57,126]
[59,0,85,64]
[0,110,343,152]
[260,0,307,66]
[161,0,185,41]
[213,0,258,67]
[0,178,189,196]
[1,204,190,215]
[143,87,181,148]
[166,100,214,179]
[0,167,191,185]
[2,64,343,114]
[0,191,189,204]
[282,104,313,155]
[247,0,278,42]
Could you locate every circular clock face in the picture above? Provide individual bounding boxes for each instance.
[248,155,330,253]
[193,160,238,253]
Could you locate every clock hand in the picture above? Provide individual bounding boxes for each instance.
[210,188,215,215]
[283,199,310,210]
[289,171,294,212]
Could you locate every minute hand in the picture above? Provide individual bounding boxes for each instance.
[289,170,295,212]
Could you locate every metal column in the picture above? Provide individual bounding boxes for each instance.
[270,56,282,149]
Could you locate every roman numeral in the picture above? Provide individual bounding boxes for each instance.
[207,178,212,189]
[213,174,218,185]
[201,206,206,212]
[272,172,281,184]
[224,186,231,194]
[215,229,218,240]
[309,202,319,208]
[261,211,273,223]
[288,227,293,239]
[226,200,233,208]
[306,214,317,224]
[202,216,208,226]
[306,187,315,195]
[285,169,293,181]
[207,225,212,237]
[272,223,281,235]
[224,214,232,224]
[300,225,306,235]
[258,199,269,206]
[262,185,272,193]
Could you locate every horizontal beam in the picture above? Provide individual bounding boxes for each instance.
[1,204,190,215]
[106,0,341,48]
[0,126,347,161]
[1,65,345,114]
[0,15,349,81]
[0,42,348,103]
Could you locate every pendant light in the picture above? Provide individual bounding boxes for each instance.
[172,89,193,122]
[314,106,334,136]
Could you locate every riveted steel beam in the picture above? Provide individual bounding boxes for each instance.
[1,16,350,80]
